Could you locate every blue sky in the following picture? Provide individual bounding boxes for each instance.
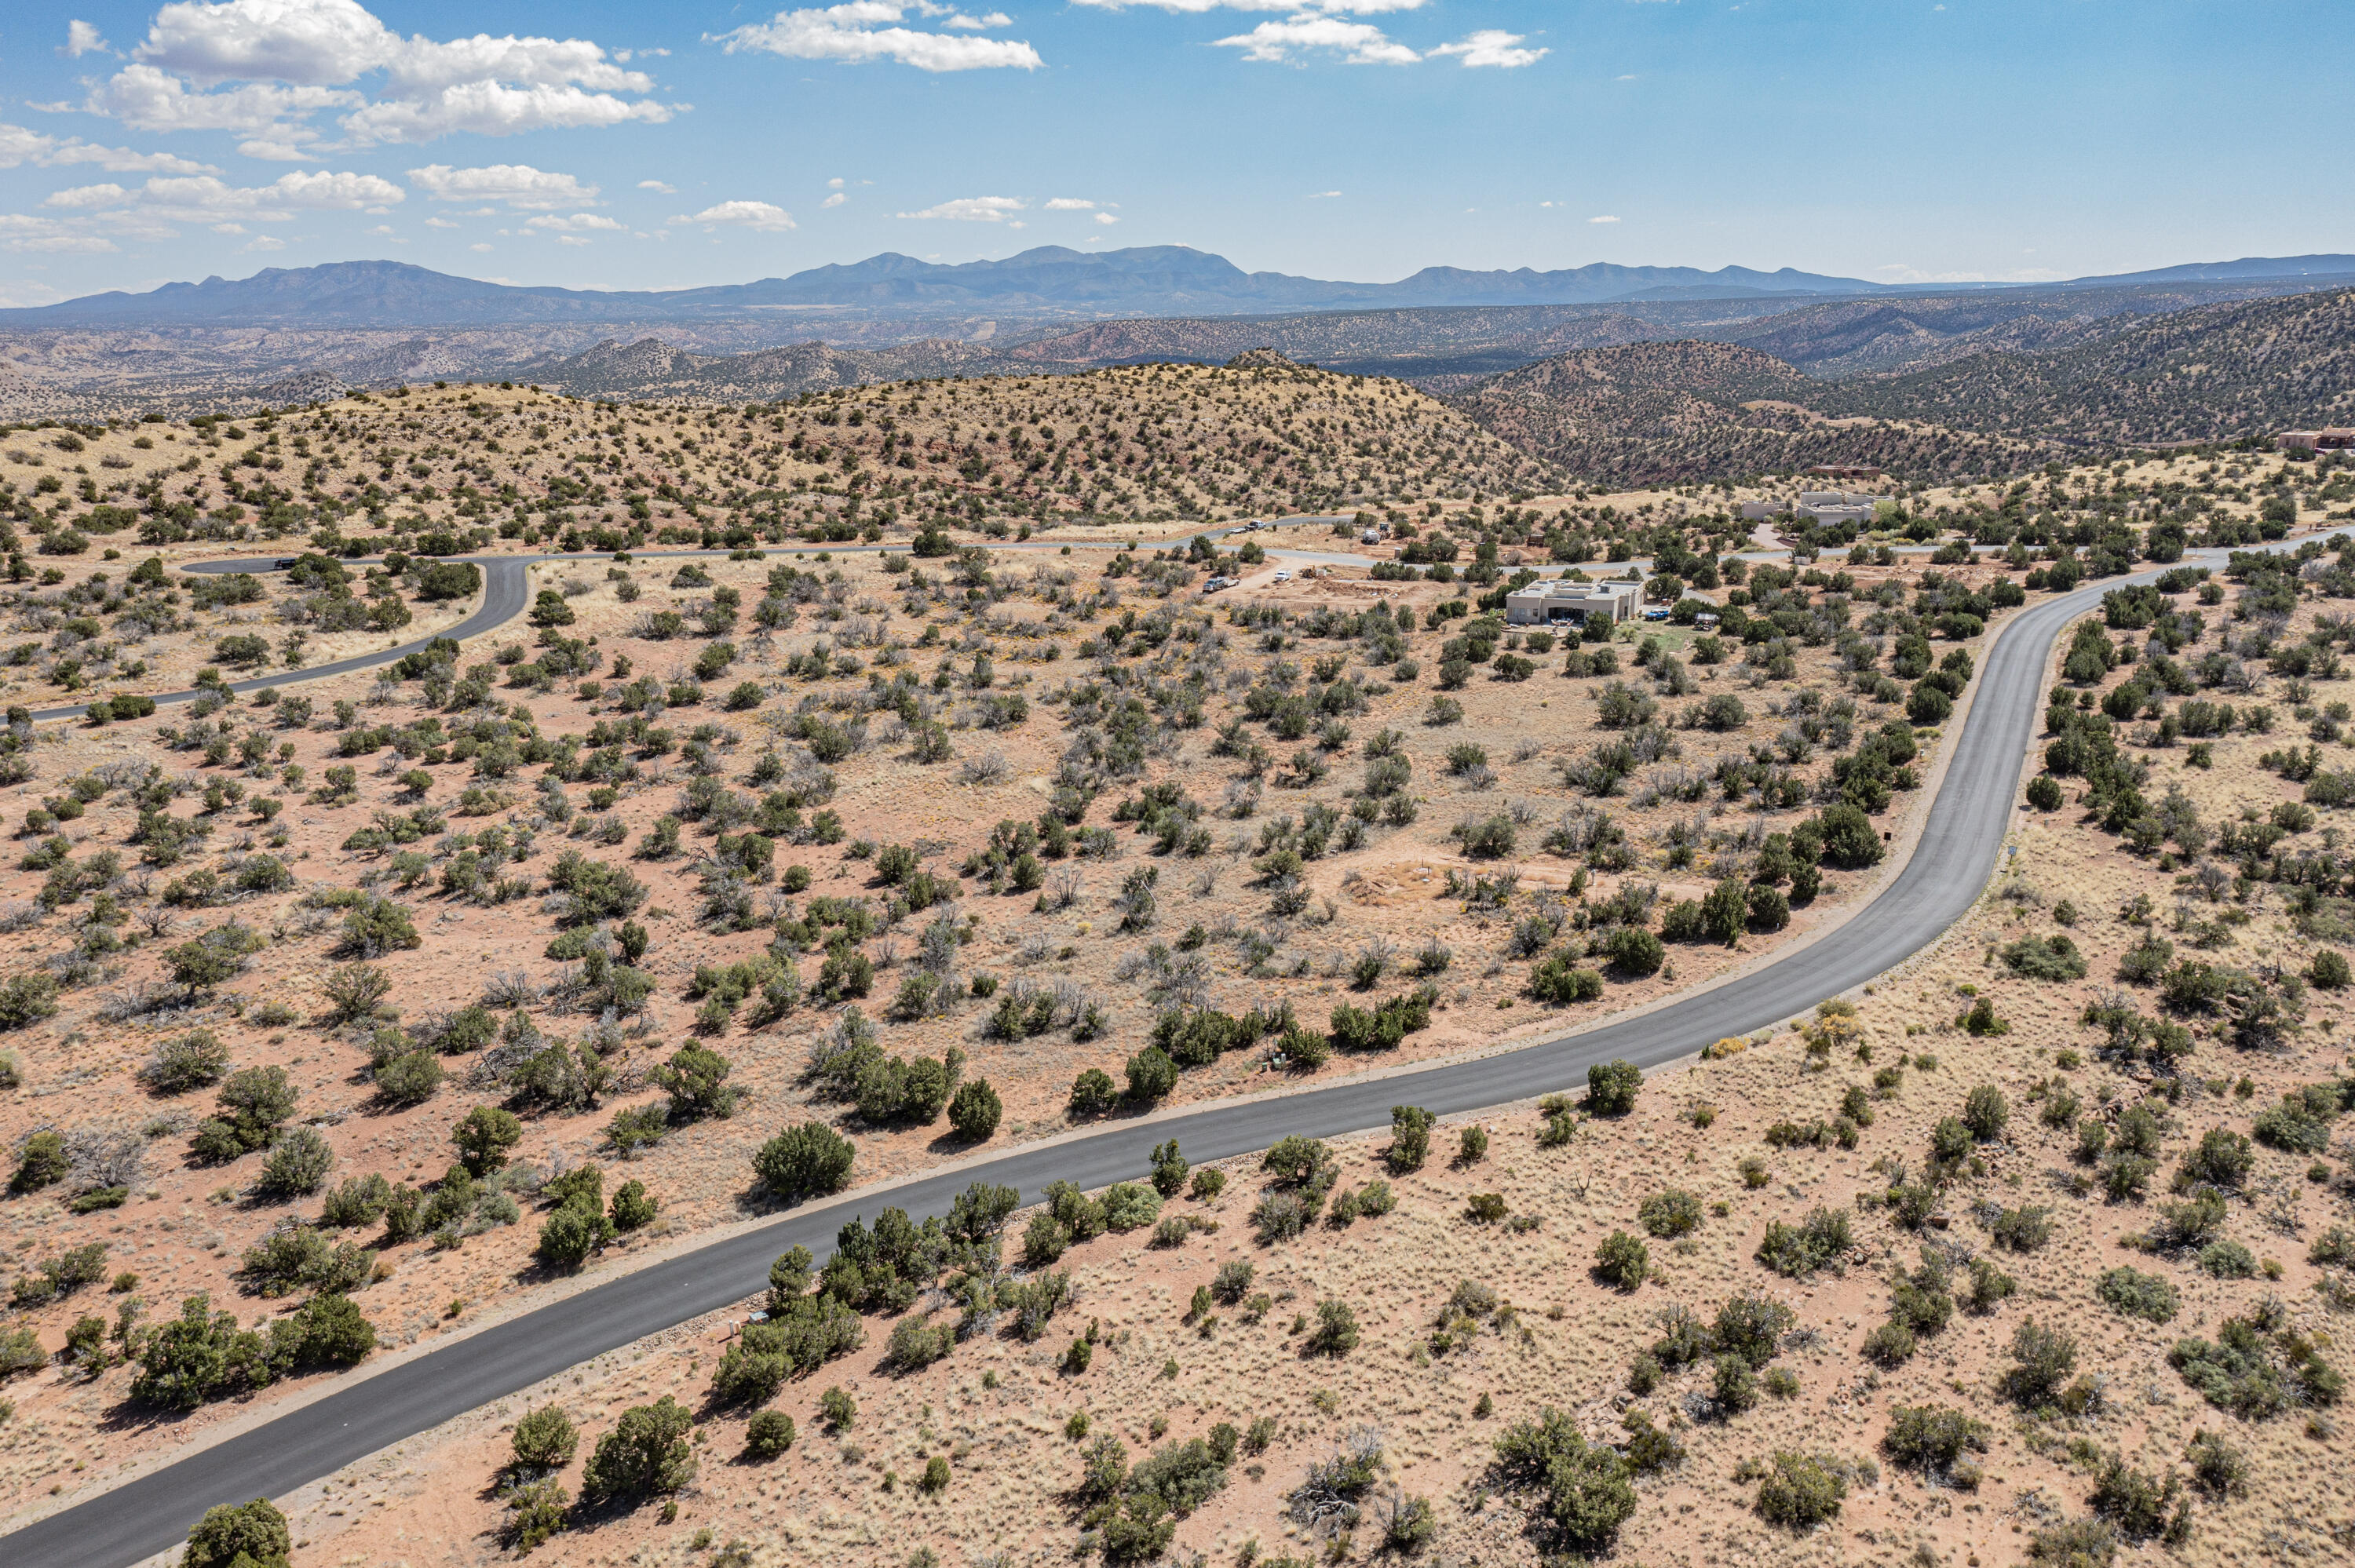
[1,0,2348,306]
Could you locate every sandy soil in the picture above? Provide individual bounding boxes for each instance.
[197,536,2355,1568]
[0,420,2344,1563]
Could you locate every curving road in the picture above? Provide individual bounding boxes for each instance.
[24,557,534,725]
[0,546,2158,1566]
[25,526,1347,725]
[22,518,1932,726]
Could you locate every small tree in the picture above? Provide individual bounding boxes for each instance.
[746,1409,795,1459]
[1586,1059,1642,1116]
[257,1126,334,1197]
[539,1195,615,1268]
[610,1179,657,1231]
[652,1045,738,1121]
[374,1050,444,1105]
[1125,1045,1178,1103]
[579,1396,696,1504]
[10,1129,68,1193]
[1493,1409,1636,1551]
[142,1030,230,1095]
[1595,1231,1649,1290]
[166,923,264,994]
[513,1404,579,1470]
[318,964,393,1026]
[1756,1452,1846,1528]
[1309,1298,1360,1356]
[1388,1105,1436,1172]
[2003,1318,2078,1406]
[184,1497,290,1568]
[767,1245,814,1309]
[451,1104,523,1176]
[1068,1068,1119,1116]
[1604,927,1664,977]
[752,1121,856,1201]
[1714,1352,1759,1412]
[949,1078,1002,1142]
[1148,1139,1188,1196]
[194,1066,297,1161]
[1962,1084,2010,1141]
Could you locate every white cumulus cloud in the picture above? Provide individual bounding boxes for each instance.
[1074,0,1428,11]
[64,20,110,56]
[944,10,1013,25]
[821,191,846,207]
[896,195,1025,221]
[525,211,624,232]
[1429,29,1545,67]
[88,62,352,156]
[1043,197,1095,210]
[0,213,122,253]
[671,199,795,231]
[17,165,403,250]
[1094,211,1119,224]
[0,122,217,174]
[1214,16,1418,63]
[407,162,599,210]
[1588,213,1619,224]
[714,2,1042,71]
[84,0,671,149]
[43,167,403,217]
[638,179,677,194]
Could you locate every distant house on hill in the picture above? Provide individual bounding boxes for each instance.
[1804,463,1884,480]
[1739,490,1890,525]
[2277,428,2354,452]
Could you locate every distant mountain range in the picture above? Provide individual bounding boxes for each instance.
[9,247,2355,329]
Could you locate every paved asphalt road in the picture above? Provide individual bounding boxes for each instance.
[24,526,1349,724]
[0,545,2179,1566]
[19,516,1945,725]
[24,557,535,724]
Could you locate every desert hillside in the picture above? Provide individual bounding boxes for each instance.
[1822,288,2355,445]
[1455,341,2058,489]
[1455,290,2355,489]
[1,365,1561,560]
[84,537,2354,1568]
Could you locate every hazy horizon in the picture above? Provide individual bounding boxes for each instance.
[3,0,2350,308]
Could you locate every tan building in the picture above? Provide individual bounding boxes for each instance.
[1504,578,1643,628]
[2278,428,2355,452]
[1740,490,1889,526]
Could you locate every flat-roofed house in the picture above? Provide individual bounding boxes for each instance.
[1504,578,1643,628]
